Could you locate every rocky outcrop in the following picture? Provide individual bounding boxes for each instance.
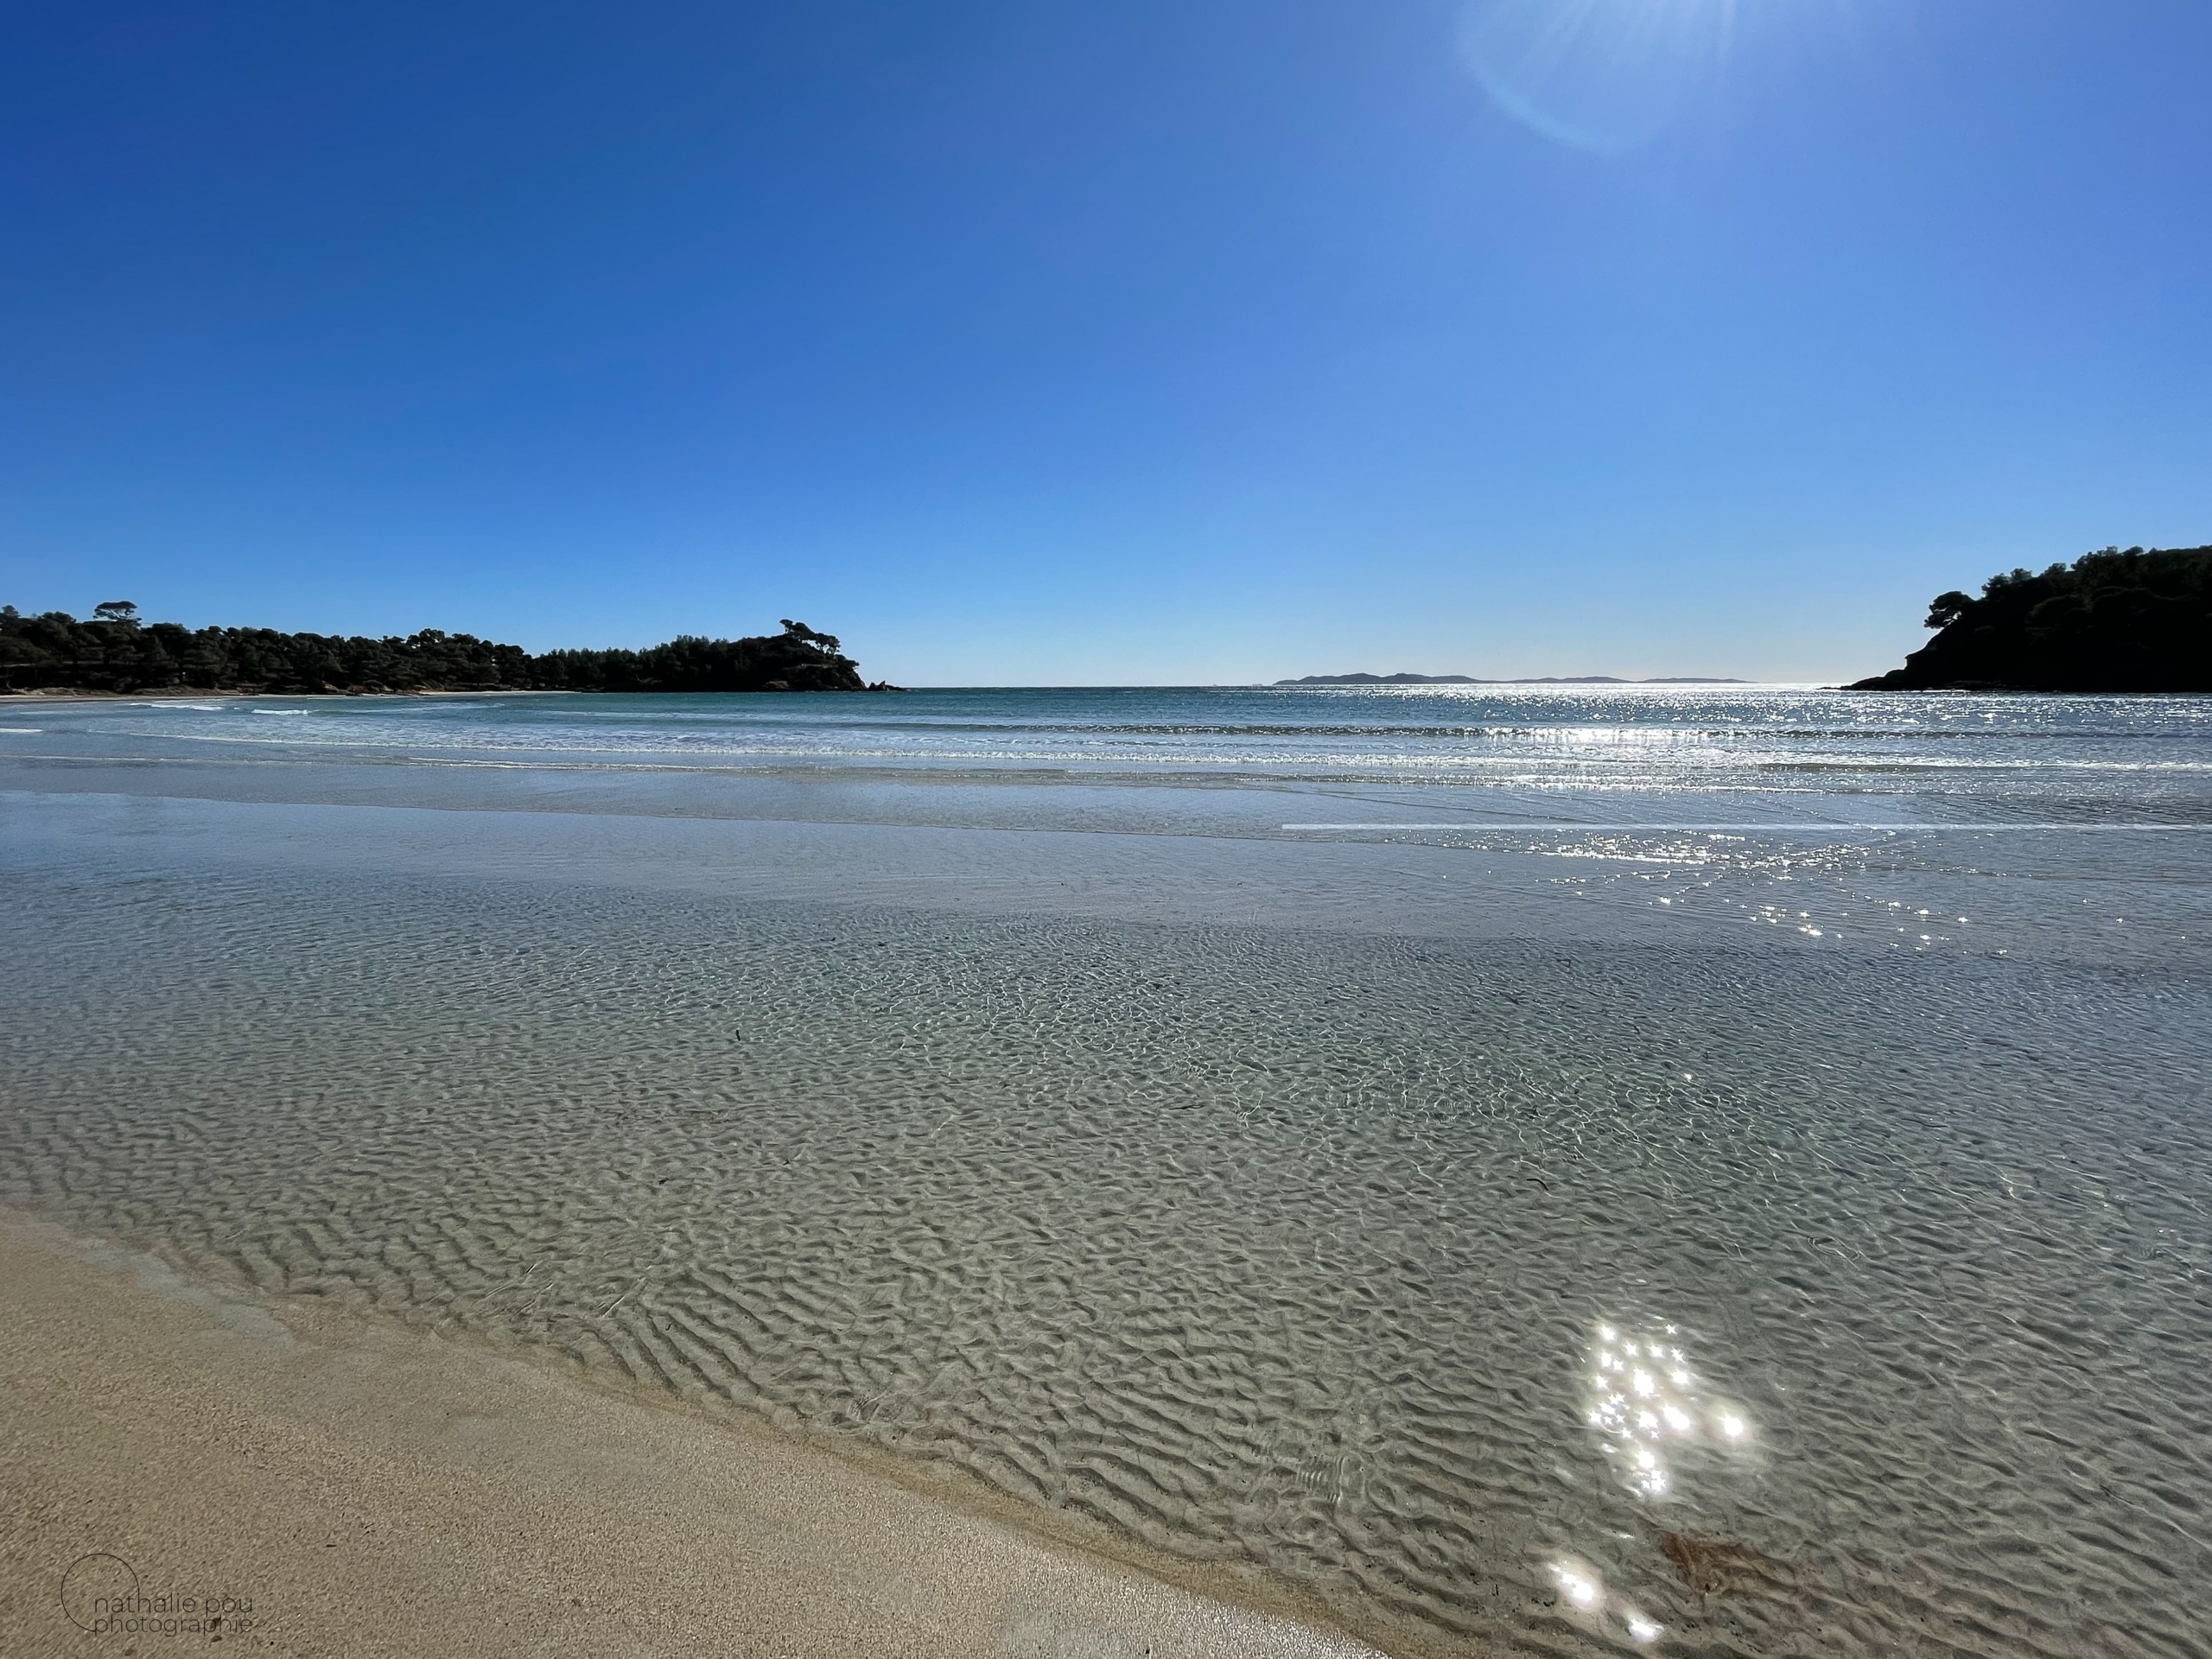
[1851,546,2210,693]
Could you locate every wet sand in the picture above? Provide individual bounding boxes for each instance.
[0,1211,1384,1659]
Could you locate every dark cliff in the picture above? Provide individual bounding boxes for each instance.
[1851,546,2210,693]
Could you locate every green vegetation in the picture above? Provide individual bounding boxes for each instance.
[1851,545,2211,693]
[0,607,887,695]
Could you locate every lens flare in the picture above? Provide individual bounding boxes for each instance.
[1458,0,1739,153]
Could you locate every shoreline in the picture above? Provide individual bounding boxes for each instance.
[0,1205,1411,1658]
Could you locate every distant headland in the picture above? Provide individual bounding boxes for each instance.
[1850,545,2209,693]
[0,607,894,695]
[1276,672,1745,686]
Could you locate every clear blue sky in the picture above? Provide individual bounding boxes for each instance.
[3,2,2206,683]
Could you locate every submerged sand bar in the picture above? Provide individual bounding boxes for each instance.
[0,1211,1380,1659]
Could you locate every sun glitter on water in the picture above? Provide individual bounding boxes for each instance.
[1548,1553,1666,1646]
[1586,1319,1755,1499]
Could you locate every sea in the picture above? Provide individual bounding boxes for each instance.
[3,683,2208,1656]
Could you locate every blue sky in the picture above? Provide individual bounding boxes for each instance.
[3,1,2206,683]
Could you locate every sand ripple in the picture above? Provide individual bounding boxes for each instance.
[3,865,2208,1655]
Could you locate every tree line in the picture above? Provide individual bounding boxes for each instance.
[1851,544,2209,692]
[0,605,885,694]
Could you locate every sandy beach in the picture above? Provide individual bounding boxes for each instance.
[0,1210,1384,1658]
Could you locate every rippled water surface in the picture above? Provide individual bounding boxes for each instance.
[3,688,2208,1656]
[9,683,2212,799]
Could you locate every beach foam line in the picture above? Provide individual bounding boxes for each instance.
[1281,822,2212,831]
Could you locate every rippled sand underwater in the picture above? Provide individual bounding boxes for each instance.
[5,816,2209,1656]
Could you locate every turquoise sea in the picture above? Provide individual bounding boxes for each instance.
[3,684,2209,1655]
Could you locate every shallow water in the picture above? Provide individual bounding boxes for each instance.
[3,688,2208,1656]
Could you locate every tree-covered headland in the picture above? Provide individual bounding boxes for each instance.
[0,606,890,695]
[1850,545,2210,692]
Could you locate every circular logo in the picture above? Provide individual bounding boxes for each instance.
[60,1553,139,1632]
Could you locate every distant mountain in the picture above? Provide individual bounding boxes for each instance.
[1850,545,2210,692]
[1275,672,1745,686]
